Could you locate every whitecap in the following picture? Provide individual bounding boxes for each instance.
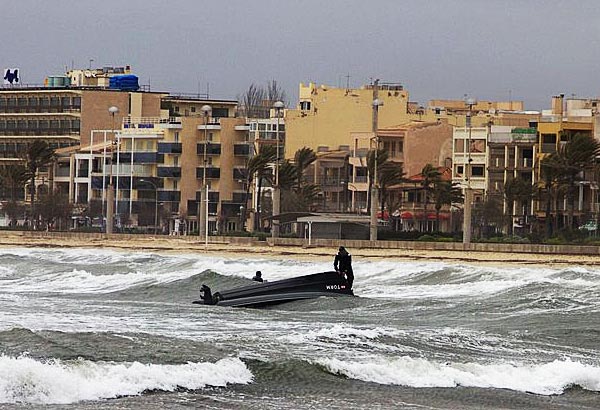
[0,355,252,404]
[317,356,600,395]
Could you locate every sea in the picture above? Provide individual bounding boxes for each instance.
[0,247,599,409]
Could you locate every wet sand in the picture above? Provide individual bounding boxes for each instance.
[4,231,600,267]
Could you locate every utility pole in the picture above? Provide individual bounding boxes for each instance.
[272,101,284,238]
[106,106,119,235]
[463,98,477,245]
[370,79,382,242]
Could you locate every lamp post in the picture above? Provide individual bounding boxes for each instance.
[239,205,245,231]
[200,105,212,247]
[463,97,477,245]
[370,95,383,241]
[106,106,119,234]
[140,179,159,234]
[272,100,284,238]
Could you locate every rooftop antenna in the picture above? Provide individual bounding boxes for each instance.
[206,82,210,99]
[345,73,350,90]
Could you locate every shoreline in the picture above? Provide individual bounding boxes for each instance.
[5,231,600,267]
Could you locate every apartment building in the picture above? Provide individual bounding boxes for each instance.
[284,82,439,159]
[0,76,164,208]
[344,121,453,215]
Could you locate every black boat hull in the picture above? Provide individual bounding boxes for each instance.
[194,271,353,308]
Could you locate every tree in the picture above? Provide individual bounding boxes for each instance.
[245,145,276,231]
[504,177,534,235]
[278,147,320,213]
[541,133,600,231]
[431,180,463,231]
[378,161,405,216]
[238,80,287,119]
[37,190,72,231]
[24,141,56,226]
[420,164,442,231]
[0,164,29,201]
[366,148,389,213]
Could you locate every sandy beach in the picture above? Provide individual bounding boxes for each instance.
[3,231,600,267]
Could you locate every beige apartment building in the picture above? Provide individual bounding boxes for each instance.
[284,82,439,158]
[73,97,246,234]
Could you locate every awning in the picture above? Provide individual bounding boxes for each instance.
[399,211,450,220]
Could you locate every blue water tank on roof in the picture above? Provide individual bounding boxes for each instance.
[109,74,139,91]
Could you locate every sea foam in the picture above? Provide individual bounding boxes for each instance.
[0,355,252,404]
[318,356,600,395]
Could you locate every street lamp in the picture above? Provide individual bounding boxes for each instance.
[239,205,245,231]
[272,100,284,238]
[370,97,383,241]
[139,179,159,234]
[200,104,212,248]
[463,97,477,245]
[106,106,119,234]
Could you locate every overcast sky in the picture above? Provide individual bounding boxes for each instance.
[2,0,599,110]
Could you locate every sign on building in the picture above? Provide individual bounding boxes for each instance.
[3,68,20,85]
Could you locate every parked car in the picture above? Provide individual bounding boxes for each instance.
[579,220,598,231]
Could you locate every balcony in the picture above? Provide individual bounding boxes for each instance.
[197,143,221,156]
[157,190,181,202]
[157,166,182,178]
[233,168,246,180]
[157,142,182,154]
[197,119,222,131]
[116,152,164,164]
[195,191,220,203]
[233,143,250,156]
[196,167,221,179]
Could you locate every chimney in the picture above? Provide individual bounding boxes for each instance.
[551,94,564,117]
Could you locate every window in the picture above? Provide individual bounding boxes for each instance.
[471,166,484,177]
[174,106,179,112]
[212,107,228,117]
[542,133,556,144]
[454,139,464,153]
[456,165,464,176]
[300,101,311,110]
[191,106,196,113]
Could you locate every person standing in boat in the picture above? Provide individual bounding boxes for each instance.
[334,246,354,288]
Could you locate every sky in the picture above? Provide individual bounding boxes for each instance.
[2,0,600,110]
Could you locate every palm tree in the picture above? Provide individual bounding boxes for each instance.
[541,133,600,230]
[504,177,534,235]
[431,180,463,231]
[279,147,320,212]
[245,145,276,231]
[420,164,442,231]
[24,141,56,226]
[0,164,30,201]
[378,161,405,216]
[366,148,389,213]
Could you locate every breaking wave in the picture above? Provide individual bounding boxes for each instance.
[0,355,252,404]
[318,356,600,395]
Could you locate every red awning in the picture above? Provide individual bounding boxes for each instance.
[400,211,413,219]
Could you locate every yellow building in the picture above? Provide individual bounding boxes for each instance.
[284,82,438,158]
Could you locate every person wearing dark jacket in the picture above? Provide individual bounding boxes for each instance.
[334,246,354,288]
[252,271,264,282]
